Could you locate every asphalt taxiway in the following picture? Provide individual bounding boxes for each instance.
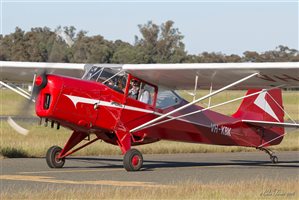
[1,151,299,191]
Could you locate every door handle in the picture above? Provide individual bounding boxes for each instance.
[94,101,100,110]
[111,101,122,107]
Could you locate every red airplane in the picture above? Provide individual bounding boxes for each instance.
[1,61,298,171]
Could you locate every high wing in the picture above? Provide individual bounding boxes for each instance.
[123,62,299,90]
[1,61,298,90]
[0,61,87,83]
[0,61,123,83]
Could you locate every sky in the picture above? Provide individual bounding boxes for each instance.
[1,0,298,55]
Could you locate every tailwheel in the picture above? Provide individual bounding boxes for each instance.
[123,149,143,171]
[256,147,278,164]
[46,146,65,168]
[271,155,278,164]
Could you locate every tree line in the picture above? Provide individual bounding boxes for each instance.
[1,20,298,63]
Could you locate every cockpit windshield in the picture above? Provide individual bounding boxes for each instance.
[82,65,182,108]
[82,66,127,93]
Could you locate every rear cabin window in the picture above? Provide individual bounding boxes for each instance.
[156,90,181,109]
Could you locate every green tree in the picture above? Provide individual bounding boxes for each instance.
[0,34,12,60]
[225,54,242,62]
[72,34,113,63]
[260,45,299,62]
[156,20,186,63]
[71,30,88,62]
[135,20,187,63]
[48,40,68,62]
[242,51,262,62]
[25,27,55,62]
[10,27,30,61]
[196,52,226,63]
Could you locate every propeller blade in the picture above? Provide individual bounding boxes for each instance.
[7,70,47,135]
[7,116,29,136]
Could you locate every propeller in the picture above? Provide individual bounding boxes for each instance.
[8,70,48,135]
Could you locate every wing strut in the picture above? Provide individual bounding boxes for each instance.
[208,83,213,108]
[130,72,259,133]
[0,81,32,101]
[192,75,199,101]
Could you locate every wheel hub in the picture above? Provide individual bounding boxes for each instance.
[54,152,62,163]
[132,155,140,166]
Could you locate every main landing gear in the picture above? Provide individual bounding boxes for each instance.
[46,146,65,168]
[256,147,278,164]
[123,149,143,171]
[45,131,144,171]
[45,146,144,171]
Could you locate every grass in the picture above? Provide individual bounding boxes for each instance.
[0,89,36,116]
[0,121,298,158]
[0,89,298,158]
[1,178,298,199]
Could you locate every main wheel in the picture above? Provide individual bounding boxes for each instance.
[46,146,65,168]
[123,149,143,171]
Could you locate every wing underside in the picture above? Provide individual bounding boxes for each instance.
[123,62,299,90]
[0,61,87,83]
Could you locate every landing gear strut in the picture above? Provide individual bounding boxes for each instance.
[46,146,65,168]
[256,147,278,164]
[123,149,143,171]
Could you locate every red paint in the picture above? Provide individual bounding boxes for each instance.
[132,156,140,166]
[35,74,285,163]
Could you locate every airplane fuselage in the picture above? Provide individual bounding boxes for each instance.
[35,74,283,151]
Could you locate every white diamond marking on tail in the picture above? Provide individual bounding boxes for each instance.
[254,92,279,121]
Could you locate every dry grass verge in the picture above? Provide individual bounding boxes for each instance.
[1,120,298,158]
[1,178,298,200]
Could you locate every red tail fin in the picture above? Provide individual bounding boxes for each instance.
[233,89,284,122]
[233,89,285,146]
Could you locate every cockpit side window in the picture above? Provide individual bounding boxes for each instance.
[128,78,155,105]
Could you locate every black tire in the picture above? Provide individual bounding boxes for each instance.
[123,149,143,171]
[271,156,278,164]
[46,146,65,168]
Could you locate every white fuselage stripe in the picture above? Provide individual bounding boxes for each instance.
[64,94,209,128]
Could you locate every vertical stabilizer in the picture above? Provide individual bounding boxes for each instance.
[233,89,285,146]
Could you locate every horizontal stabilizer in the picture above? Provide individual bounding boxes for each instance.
[242,119,299,128]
